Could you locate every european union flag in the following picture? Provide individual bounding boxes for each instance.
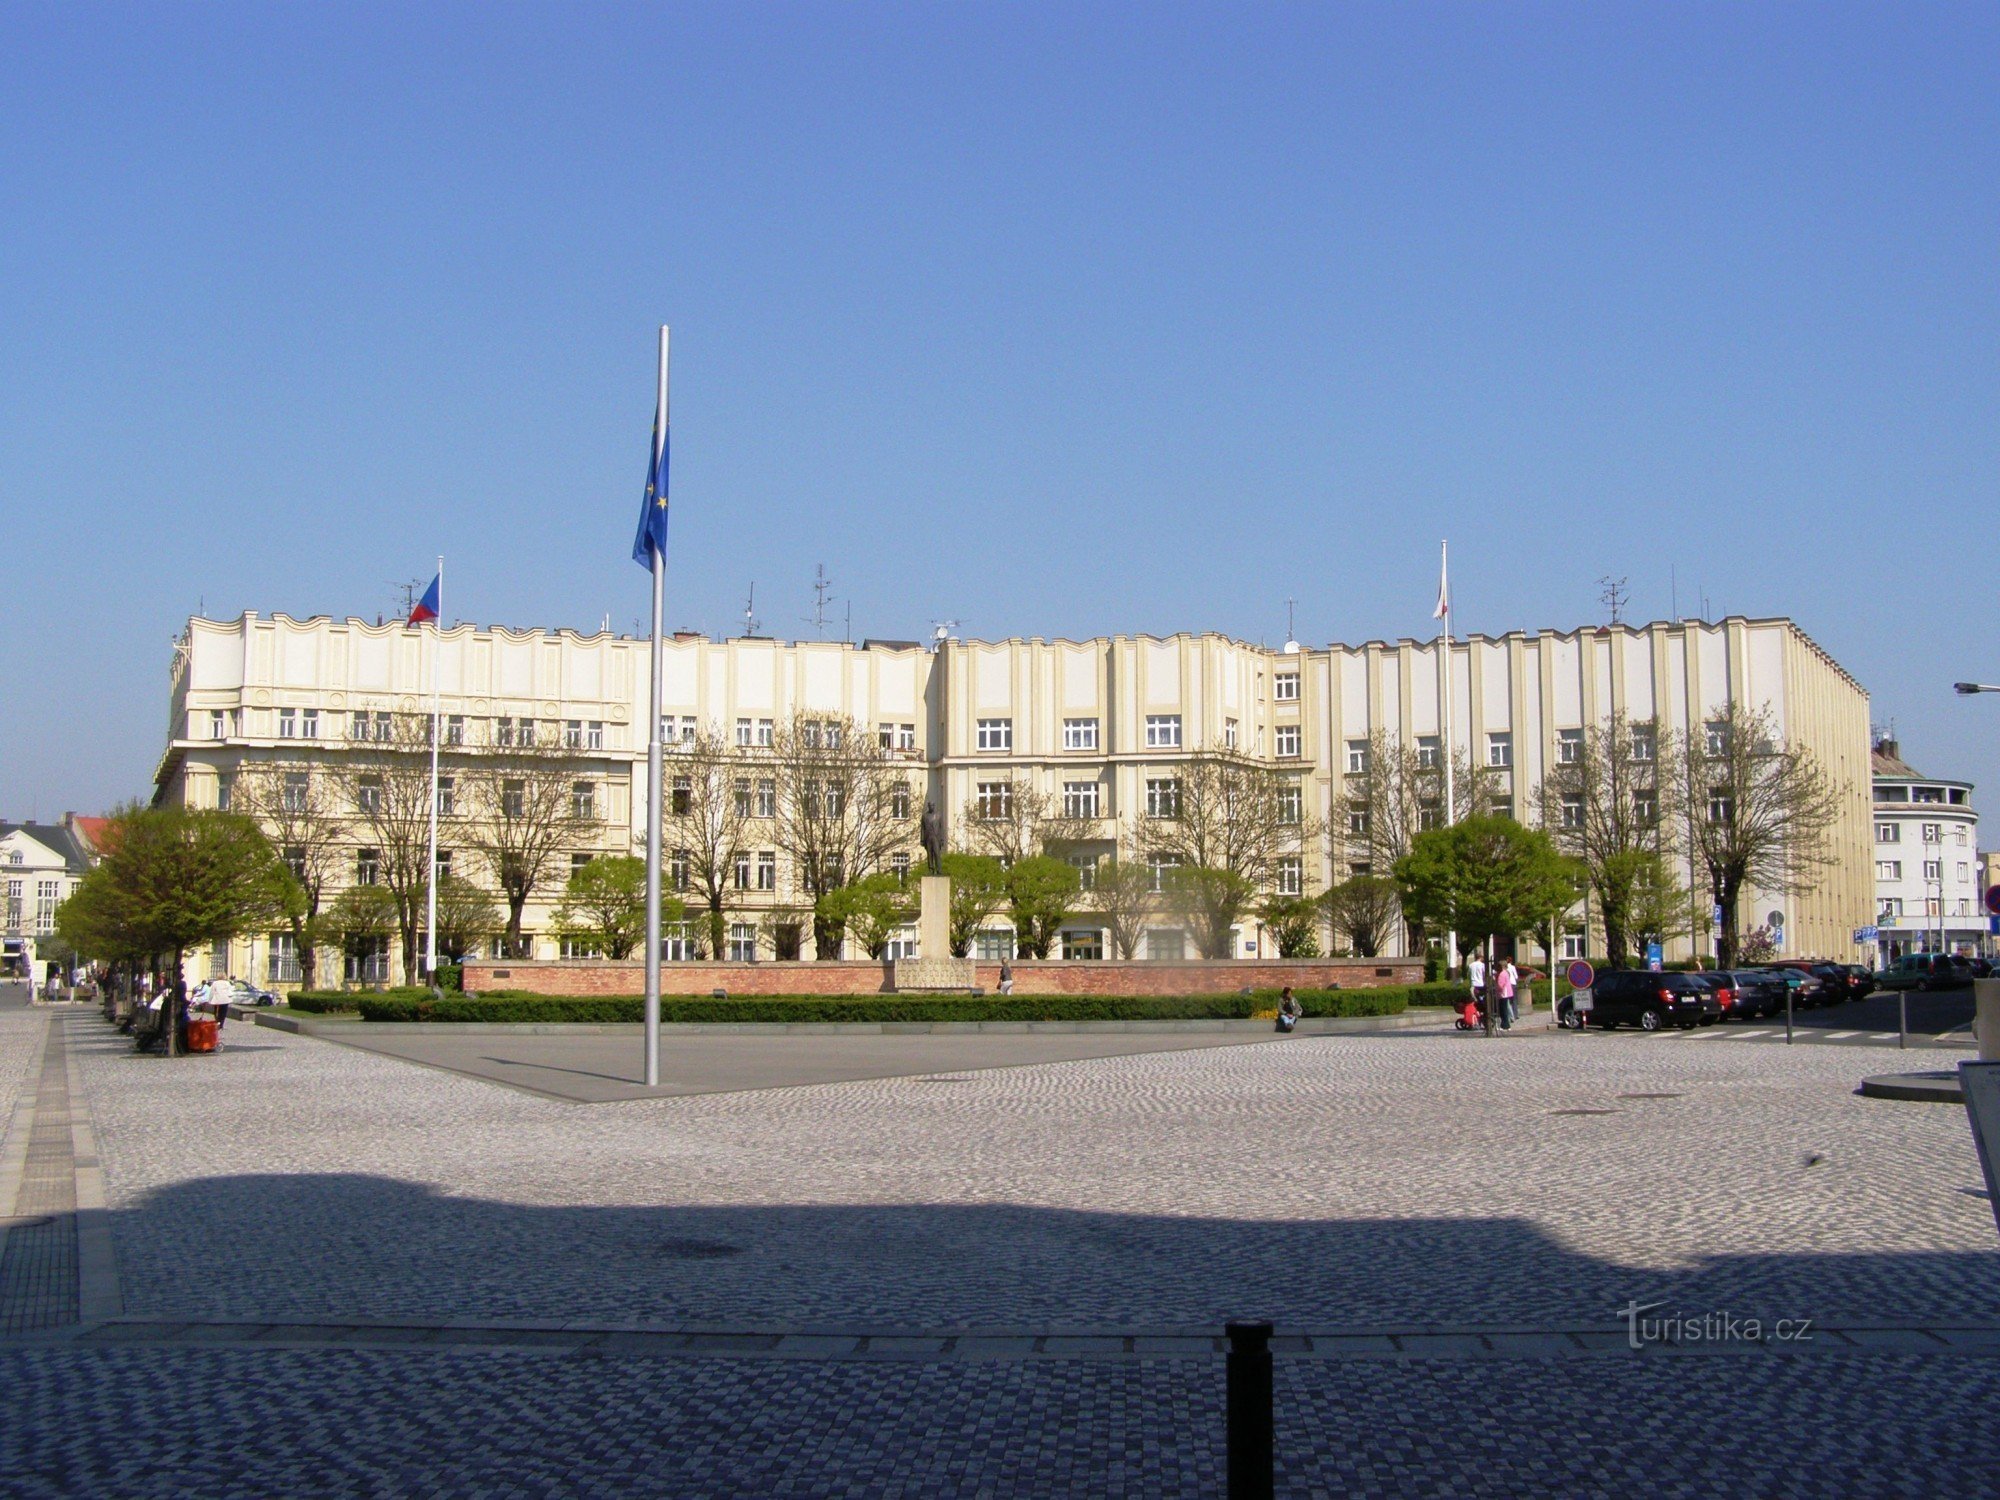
[631,411,670,568]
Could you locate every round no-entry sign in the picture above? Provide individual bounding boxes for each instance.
[1566,960,1596,989]
[1986,886,2000,917]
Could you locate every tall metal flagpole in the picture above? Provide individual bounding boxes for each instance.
[644,329,669,1088]
[425,556,443,991]
[1439,540,1459,975]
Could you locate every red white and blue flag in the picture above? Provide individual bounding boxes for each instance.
[408,572,440,625]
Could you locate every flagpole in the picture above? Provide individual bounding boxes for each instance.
[643,328,668,1088]
[425,555,442,992]
[1439,540,1459,976]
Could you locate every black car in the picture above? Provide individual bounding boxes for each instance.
[1806,962,1865,1004]
[1751,966,1818,1010]
[1712,969,1784,1020]
[1564,969,1724,1031]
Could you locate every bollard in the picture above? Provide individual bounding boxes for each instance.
[1785,987,1792,1045]
[1225,1320,1274,1500]
[1900,989,1908,1051]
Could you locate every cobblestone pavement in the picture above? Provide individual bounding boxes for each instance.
[3,1344,1996,1498]
[10,1011,1997,1494]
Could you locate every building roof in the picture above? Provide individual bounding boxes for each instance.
[1872,743,1924,779]
[0,822,92,874]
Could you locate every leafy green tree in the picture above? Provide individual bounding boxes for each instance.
[1257,895,1322,958]
[940,853,1009,957]
[1394,816,1583,961]
[816,873,917,959]
[1005,855,1081,959]
[1083,852,1155,960]
[326,883,397,978]
[1159,865,1256,960]
[1607,849,1690,957]
[549,855,663,960]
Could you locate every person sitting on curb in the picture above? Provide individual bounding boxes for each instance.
[1276,987,1303,1033]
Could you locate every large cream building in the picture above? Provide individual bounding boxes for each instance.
[157,610,1874,986]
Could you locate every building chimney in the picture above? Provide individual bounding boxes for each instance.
[1877,738,1899,761]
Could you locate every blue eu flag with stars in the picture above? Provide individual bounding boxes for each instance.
[631,411,669,568]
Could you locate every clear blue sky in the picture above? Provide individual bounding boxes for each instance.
[3,3,1996,816]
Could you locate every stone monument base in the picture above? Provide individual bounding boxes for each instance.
[890,956,978,993]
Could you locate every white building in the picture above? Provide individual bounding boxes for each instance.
[0,819,96,980]
[157,610,1877,986]
[1870,739,1983,959]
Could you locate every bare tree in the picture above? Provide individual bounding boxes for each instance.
[462,730,595,959]
[767,712,915,957]
[1136,752,1324,958]
[957,779,1092,865]
[663,727,754,959]
[336,714,443,983]
[1538,713,1683,966]
[1322,874,1401,957]
[432,873,503,963]
[1084,851,1156,960]
[237,760,347,987]
[1677,702,1841,967]
[1337,729,1488,875]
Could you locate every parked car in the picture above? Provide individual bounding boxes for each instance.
[1765,959,1838,1006]
[1805,962,1866,1004]
[1560,969,1724,1031]
[1712,969,1785,1020]
[1751,966,1821,1010]
[1875,953,1975,992]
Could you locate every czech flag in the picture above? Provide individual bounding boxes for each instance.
[408,572,440,626]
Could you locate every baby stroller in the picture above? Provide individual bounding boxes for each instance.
[1453,995,1486,1031]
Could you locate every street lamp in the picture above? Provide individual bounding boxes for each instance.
[1953,683,2000,695]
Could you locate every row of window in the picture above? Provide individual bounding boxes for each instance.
[1880,897,1982,918]
[1876,822,1970,846]
[1876,859,1973,883]
[205,707,614,751]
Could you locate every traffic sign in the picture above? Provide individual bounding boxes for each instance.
[1645,942,1663,972]
[1566,960,1596,990]
[1985,886,2000,917]
[1853,925,1879,943]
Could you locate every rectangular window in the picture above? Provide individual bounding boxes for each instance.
[1064,781,1101,819]
[1876,823,1899,843]
[571,852,595,874]
[209,709,227,740]
[1275,724,1301,759]
[1877,860,1902,880]
[572,781,596,821]
[884,926,919,960]
[823,781,846,819]
[436,776,455,817]
[878,722,896,749]
[662,921,698,961]
[677,716,697,743]
[1880,898,1903,918]
[1345,739,1369,774]
[757,851,777,890]
[727,923,758,962]
[757,779,776,818]
[733,851,753,890]
[444,714,463,746]
[1958,862,1970,882]
[736,717,753,746]
[1276,856,1303,897]
[976,781,1015,821]
[349,712,369,741]
[518,719,536,747]
[1067,852,1098,891]
[1063,718,1099,751]
[976,718,1013,752]
[283,771,309,812]
[1146,927,1186,961]
[564,720,584,749]
[300,707,319,738]
[587,721,604,750]
[1705,720,1731,757]
[891,782,912,820]
[1145,714,1182,748]
[734,778,753,818]
[1062,930,1104,961]
[1556,728,1583,765]
[356,775,382,814]
[975,929,1016,960]
[1145,778,1181,819]
[283,846,307,880]
[502,779,526,818]
[356,848,381,886]
[268,932,301,985]
[497,716,516,747]
[1629,725,1656,762]
[1632,791,1656,825]
[278,707,297,738]
[1224,717,1239,750]
[1417,799,1442,831]
[434,848,452,878]
[671,775,691,816]
[1416,735,1441,769]
[1348,809,1369,837]
[373,712,393,742]
[890,851,911,879]
[559,936,605,960]
[1147,855,1180,893]
[1486,732,1512,769]
[1921,822,1943,843]
[1489,796,1514,820]
[1277,782,1302,825]
[1708,787,1734,824]
[1562,928,1588,961]
[1274,672,1300,702]
[669,849,690,891]
[1923,860,1942,881]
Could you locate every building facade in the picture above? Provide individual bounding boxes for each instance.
[1870,740,1984,959]
[1,819,96,979]
[156,610,1876,986]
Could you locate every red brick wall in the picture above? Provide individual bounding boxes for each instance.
[463,957,1422,998]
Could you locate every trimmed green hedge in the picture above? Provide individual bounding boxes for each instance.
[355,985,1421,1025]
[289,987,440,1014]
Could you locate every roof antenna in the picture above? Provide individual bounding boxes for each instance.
[1282,597,1300,654]
[929,620,961,653]
[742,582,760,638]
[1670,565,1679,624]
[804,564,836,640]
[1597,574,1629,626]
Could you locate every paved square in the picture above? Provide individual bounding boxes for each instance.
[4,999,1997,1495]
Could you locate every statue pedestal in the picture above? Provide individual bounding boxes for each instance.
[892,875,976,991]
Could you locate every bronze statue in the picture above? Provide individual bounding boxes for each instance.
[920,798,945,875]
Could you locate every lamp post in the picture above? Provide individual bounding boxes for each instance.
[1952,683,1997,958]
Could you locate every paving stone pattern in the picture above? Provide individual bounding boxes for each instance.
[2,1344,1995,1498]
[0,1015,75,1332]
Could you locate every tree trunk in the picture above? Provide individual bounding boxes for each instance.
[706,900,726,962]
[813,915,844,960]
[505,893,527,959]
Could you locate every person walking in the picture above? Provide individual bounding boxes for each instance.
[998,958,1014,995]
[1467,952,1487,1024]
[1495,957,1518,1030]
